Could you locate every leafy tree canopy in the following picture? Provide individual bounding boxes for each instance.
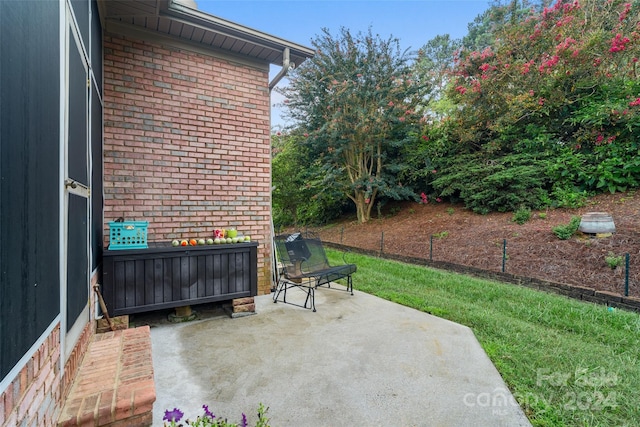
[279,27,430,222]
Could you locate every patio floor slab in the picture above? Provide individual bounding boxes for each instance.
[147,287,532,426]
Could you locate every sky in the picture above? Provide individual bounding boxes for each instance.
[196,0,493,129]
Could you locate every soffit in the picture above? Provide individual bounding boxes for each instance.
[97,0,314,67]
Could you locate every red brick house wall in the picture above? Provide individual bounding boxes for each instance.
[103,32,274,294]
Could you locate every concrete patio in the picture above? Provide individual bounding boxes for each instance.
[144,286,532,426]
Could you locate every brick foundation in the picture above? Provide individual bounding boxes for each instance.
[1,325,62,427]
[229,297,256,318]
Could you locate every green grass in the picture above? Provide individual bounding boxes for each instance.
[328,249,640,427]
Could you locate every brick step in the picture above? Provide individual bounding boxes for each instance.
[57,326,156,427]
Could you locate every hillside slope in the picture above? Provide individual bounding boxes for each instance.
[309,192,640,298]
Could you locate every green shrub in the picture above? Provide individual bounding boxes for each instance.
[605,252,624,269]
[512,206,532,225]
[551,185,589,209]
[552,216,581,240]
[430,153,552,214]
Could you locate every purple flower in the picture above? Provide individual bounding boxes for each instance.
[202,404,215,419]
[163,408,184,423]
[240,413,248,427]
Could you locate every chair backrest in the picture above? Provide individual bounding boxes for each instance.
[274,233,330,277]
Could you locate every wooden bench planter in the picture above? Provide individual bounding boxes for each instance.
[102,242,258,316]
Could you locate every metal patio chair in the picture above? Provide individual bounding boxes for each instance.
[273,232,356,311]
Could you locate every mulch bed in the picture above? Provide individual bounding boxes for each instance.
[302,192,640,298]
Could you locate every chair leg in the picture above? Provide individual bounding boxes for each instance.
[303,286,316,312]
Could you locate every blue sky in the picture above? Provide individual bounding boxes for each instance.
[197,0,493,128]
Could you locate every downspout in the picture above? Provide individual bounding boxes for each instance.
[269,47,292,92]
[268,48,292,291]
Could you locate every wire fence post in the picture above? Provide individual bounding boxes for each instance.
[502,239,507,273]
[625,253,630,297]
[430,235,433,261]
[380,231,384,256]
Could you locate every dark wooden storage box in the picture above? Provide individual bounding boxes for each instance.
[102,242,258,316]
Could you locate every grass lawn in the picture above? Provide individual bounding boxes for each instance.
[327,249,640,427]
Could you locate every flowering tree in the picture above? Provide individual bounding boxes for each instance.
[450,0,639,152]
[279,28,428,223]
[415,0,640,212]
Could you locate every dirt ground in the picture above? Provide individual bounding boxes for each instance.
[304,192,640,298]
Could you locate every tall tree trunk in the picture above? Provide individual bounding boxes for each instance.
[354,192,376,223]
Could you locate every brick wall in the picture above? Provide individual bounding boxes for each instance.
[1,273,99,427]
[103,33,274,294]
[1,326,61,427]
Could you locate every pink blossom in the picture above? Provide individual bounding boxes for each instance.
[610,34,630,53]
[432,169,437,174]
[620,3,631,21]
[539,55,559,73]
[436,198,442,203]
[420,193,428,204]
[303,133,309,137]
[388,101,394,107]
[421,135,429,141]
[555,37,577,53]
[399,116,406,122]
[480,47,494,60]
[365,198,370,204]
[629,98,640,107]
[455,85,467,94]
[521,61,534,75]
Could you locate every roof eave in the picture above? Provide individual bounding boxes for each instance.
[163,0,314,67]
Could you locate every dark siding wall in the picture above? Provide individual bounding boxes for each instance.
[67,195,88,328]
[0,0,60,379]
[91,0,103,270]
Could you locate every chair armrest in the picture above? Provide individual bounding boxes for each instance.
[341,249,353,265]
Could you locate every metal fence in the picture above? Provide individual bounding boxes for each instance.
[306,226,639,300]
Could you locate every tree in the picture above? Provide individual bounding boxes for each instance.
[450,0,640,154]
[415,34,461,99]
[413,0,640,213]
[463,0,549,51]
[271,131,346,227]
[279,27,428,223]
[271,132,308,227]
